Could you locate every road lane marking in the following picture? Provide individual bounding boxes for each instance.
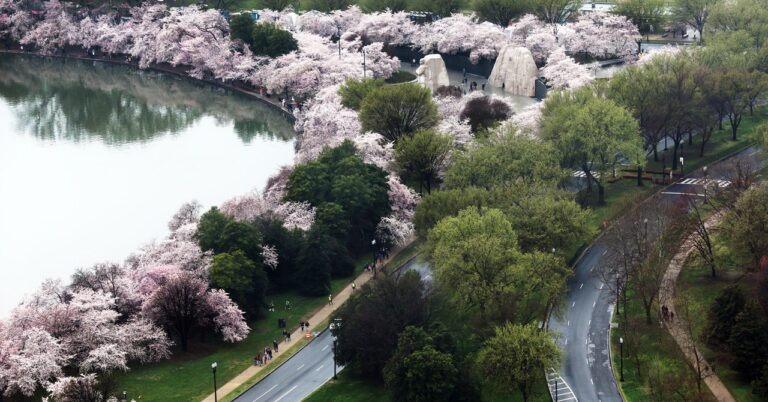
[321,345,328,351]
[580,283,584,289]
[273,385,298,402]
[565,338,568,345]
[297,364,305,371]
[593,301,596,307]
[315,365,324,372]
[588,320,591,326]
[567,320,570,326]
[253,384,277,401]
[600,283,604,290]
[591,378,594,385]
[572,302,576,307]
[602,250,608,256]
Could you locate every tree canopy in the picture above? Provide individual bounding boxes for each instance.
[359,83,439,142]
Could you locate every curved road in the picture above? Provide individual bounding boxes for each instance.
[549,146,763,402]
[232,147,762,402]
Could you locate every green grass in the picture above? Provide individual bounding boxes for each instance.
[304,371,392,402]
[305,370,552,402]
[677,236,760,402]
[113,255,379,402]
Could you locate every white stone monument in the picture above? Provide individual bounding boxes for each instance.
[415,54,450,92]
[488,46,539,97]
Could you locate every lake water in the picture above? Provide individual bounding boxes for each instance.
[0,54,296,315]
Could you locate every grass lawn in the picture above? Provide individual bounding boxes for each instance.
[610,286,717,402]
[113,252,384,402]
[677,237,759,402]
[305,370,552,402]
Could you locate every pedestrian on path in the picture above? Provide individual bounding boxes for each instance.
[352,282,356,291]
[285,300,291,310]
[273,340,279,353]
[328,294,333,305]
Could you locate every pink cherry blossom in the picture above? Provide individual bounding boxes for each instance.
[541,47,593,90]
[261,244,279,269]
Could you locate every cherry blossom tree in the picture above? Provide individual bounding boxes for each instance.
[352,10,416,46]
[294,84,361,162]
[541,47,593,90]
[637,45,681,65]
[0,0,33,41]
[261,244,279,269]
[506,14,558,63]
[168,201,202,232]
[47,374,105,402]
[352,132,394,171]
[20,0,80,54]
[412,14,508,63]
[508,102,544,137]
[0,327,67,397]
[137,265,249,351]
[564,12,640,61]
[299,11,337,37]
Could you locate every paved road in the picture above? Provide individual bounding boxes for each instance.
[550,145,763,402]
[232,258,430,402]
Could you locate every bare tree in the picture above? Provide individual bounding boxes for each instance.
[684,200,717,278]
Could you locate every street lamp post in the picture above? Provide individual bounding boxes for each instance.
[555,378,558,402]
[362,49,367,79]
[211,362,218,402]
[619,337,625,382]
[122,391,127,402]
[679,156,685,176]
[336,26,341,60]
[644,218,649,256]
[703,166,708,203]
[371,239,377,278]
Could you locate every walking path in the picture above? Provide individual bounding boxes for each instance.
[200,248,405,402]
[659,212,736,402]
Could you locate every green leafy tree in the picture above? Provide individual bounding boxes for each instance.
[196,207,231,253]
[505,194,590,254]
[250,22,298,58]
[229,14,255,44]
[443,134,565,190]
[394,130,453,194]
[724,183,768,269]
[472,0,530,26]
[294,227,333,296]
[541,87,642,205]
[409,0,464,16]
[210,250,268,317]
[300,0,351,12]
[672,0,717,42]
[476,323,561,402]
[359,0,408,11]
[414,187,500,238]
[727,302,768,380]
[338,78,385,111]
[359,83,439,142]
[426,207,522,320]
[613,0,667,35]
[286,141,391,252]
[255,217,306,290]
[258,0,296,10]
[704,285,746,347]
[530,0,580,24]
[334,272,430,378]
[383,326,457,402]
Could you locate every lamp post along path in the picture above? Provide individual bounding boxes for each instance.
[212,362,218,402]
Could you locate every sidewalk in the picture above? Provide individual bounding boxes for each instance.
[201,247,407,402]
[659,212,736,402]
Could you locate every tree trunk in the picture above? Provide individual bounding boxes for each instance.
[688,130,693,145]
[598,182,606,205]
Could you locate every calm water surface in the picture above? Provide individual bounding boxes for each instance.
[0,54,296,315]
